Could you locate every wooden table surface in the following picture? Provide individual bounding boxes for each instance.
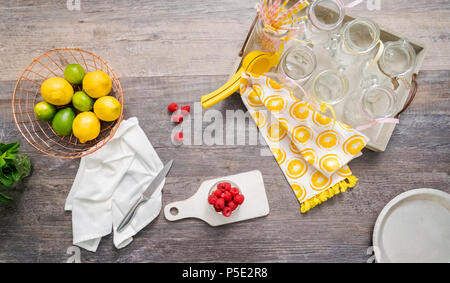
[0,0,449,263]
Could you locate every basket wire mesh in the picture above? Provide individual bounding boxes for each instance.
[12,48,124,159]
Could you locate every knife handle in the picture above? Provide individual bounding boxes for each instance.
[117,195,146,232]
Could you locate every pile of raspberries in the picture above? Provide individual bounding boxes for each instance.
[208,182,245,217]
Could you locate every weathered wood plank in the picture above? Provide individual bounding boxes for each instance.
[0,0,449,263]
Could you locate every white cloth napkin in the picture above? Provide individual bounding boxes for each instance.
[65,117,165,252]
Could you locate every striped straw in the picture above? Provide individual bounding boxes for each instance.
[273,0,309,28]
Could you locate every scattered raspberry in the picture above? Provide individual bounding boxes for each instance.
[208,195,218,205]
[172,114,183,124]
[223,182,231,191]
[233,194,245,205]
[227,201,237,211]
[222,207,232,217]
[173,132,183,143]
[230,187,240,197]
[223,191,232,202]
[181,105,191,114]
[168,103,178,113]
[214,198,225,210]
[213,189,222,198]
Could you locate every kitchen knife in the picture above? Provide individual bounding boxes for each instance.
[117,160,173,232]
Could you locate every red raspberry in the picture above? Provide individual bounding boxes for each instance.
[223,182,231,191]
[173,132,183,143]
[213,189,222,198]
[222,207,232,217]
[227,201,238,211]
[214,205,222,212]
[214,198,225,211]
[223,191,232,202]
[217,183,226,191]
[233,194,245,205]
[208,194,217,205]
[181,105,191,114]
[168,103,178,113]
[230,187,240,197]
[172,114,183,124]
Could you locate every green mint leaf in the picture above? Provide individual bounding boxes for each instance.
[0,192,12,202]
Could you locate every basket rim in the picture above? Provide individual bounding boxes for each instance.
[12,47,124,159]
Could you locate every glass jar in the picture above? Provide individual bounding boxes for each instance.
[312,69,348,105]
[304,0,345,45]
[360,39,416,90]
[344,86,397,128]
[332,18,380,68]
[277,45,317,86]
[255,19,290,53]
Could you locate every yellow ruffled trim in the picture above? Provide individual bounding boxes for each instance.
[300,175,358,213]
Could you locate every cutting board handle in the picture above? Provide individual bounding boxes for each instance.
[164,198,199,222]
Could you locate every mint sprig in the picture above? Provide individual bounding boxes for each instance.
[0,142,32,202]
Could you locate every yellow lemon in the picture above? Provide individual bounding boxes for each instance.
[72,112,101,143]
[41,77,74,106]
[94,96,122,121]
[83,71,112,98]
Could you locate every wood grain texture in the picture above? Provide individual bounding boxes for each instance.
[0,0,449,263]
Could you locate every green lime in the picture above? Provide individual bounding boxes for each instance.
[34,101,56,121]
[52,108,76,136]
[64,64,85,85]
[72,91,94,111]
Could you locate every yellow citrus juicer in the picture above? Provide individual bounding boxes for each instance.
[200,48,283,109]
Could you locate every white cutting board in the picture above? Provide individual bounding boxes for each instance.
[373,188,450,263]
[164,170,269,226]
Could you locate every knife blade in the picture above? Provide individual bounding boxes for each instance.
[117,160,173,232]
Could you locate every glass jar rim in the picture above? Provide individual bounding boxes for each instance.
[361,86,397,119]
[308,0,345,31]
[343,18,380,54]
[379,39,416,77]
[312,69,348,105]
[280,45,317,81]
[257,18,290,38]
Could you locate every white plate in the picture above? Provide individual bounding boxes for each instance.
[373,188,450,263]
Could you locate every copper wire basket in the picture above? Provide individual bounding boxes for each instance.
[12,48,124,159]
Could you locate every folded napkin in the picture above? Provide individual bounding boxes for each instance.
[65,117,165,252]
[240,73,369,213]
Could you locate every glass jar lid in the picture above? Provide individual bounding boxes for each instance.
[380,39,416,77]
[343,18,380,54]
[362,86,397,119]
[313,69,348,105]
[280,45,317,81]
[308,0,345,32]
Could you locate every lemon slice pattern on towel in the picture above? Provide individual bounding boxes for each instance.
[240,72,369,213]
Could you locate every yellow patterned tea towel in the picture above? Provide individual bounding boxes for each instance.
[240,72,369,213]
